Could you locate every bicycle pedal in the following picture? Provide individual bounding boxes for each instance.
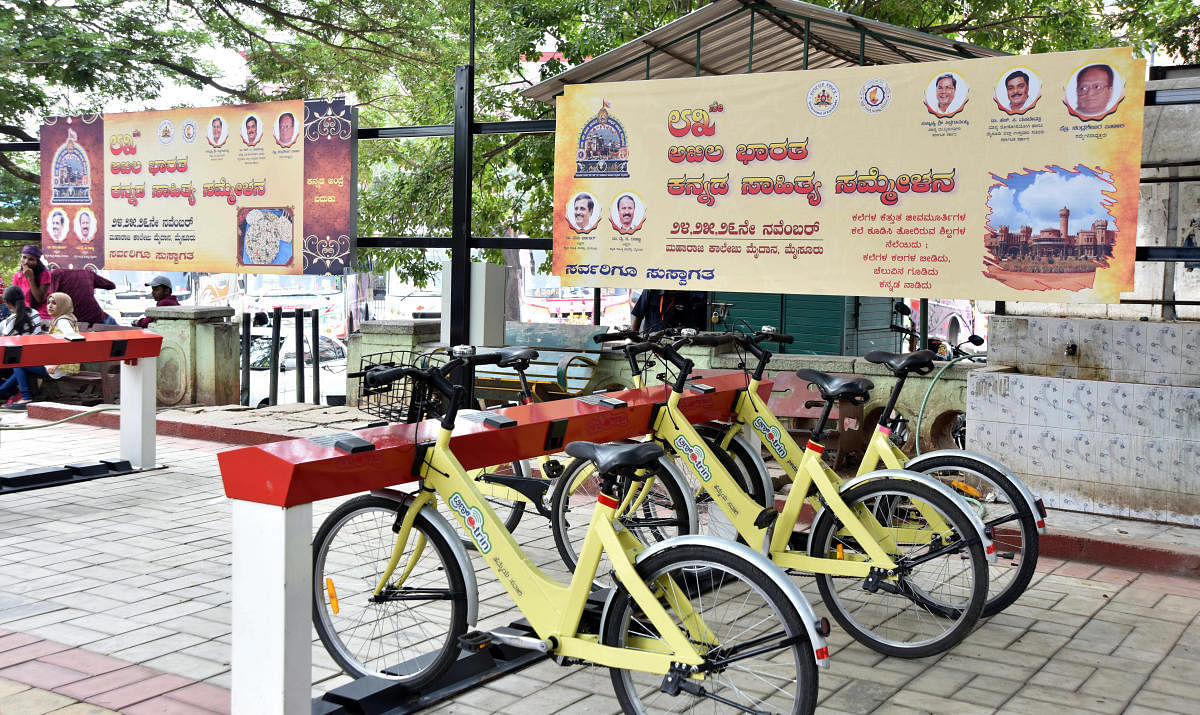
[457,630,493,651]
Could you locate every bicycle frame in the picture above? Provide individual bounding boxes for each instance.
[654,387,933,577]
[379,423,709,673]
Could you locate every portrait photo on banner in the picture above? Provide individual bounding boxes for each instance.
[208,115,228,147]
[925,71,969,118]
[567,191,601,233]
[242,113,262,146]
[1064,63,1125,121]
[994,68,1042,115]
[610,192,645,234]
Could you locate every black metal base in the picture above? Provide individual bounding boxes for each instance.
[312,621,549,714]
[0,459,135,495]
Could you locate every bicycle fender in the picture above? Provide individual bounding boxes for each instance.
[819,469,996,563]
[732,432,774,504]
[371,488,480,628]
[622,535,830,670]
[906,449,1047,534]
[652,455,701,535]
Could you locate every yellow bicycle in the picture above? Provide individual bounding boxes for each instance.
[313,349,828,713]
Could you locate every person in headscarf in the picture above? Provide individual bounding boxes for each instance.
[0,291,80,409]
[13,244,51,319]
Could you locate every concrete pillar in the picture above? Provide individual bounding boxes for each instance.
[143,305,236,406]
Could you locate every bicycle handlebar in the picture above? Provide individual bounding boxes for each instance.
[755,331,794,345]
[362,363,465,429]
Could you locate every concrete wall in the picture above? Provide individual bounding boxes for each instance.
[970,315,1200,526]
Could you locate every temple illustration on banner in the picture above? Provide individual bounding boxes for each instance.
[575,102,629,178]
[50,128,91,204]
[984,205,1115,271]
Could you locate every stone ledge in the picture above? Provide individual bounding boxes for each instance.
[146,305,236,320]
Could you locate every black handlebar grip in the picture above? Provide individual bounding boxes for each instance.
[686,333,736,347]
[364,366,410,389]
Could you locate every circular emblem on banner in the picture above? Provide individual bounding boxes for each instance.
[181,119,198,143]
[858,79,892,113]
[807,81,840,117]
[157,120,175,145]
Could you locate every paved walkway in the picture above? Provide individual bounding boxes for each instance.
[0,411,1197,713]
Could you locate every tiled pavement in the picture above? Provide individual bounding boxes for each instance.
[0,415,1198,713]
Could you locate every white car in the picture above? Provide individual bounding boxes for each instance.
[246,329,348,408]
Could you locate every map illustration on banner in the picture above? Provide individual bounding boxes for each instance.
[40,98,356,275]
[551,48,1144,303]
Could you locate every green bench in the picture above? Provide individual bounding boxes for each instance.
[471,322,609,404]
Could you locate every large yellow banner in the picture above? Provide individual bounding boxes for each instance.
[552,48,1144,302]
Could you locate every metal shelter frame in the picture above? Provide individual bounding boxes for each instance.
[3,0,1199,343]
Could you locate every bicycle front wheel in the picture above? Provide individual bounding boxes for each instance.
[907,454,1039,617]
[550,456,692,578]
[811,478,987,658]
[313,495,468,684]
[602,543,818,714]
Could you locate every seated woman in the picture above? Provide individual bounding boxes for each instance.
[0,291,80,410]
[1,285,45,337]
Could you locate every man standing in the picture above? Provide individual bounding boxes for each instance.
[631,289,707,333]
[571,194,594,231]
[134,275,180,328]
[1004,71,1030,112]
[51,269,116,325]
[1074,64,1114,117]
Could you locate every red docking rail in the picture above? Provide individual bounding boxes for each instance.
[219,371,770,507]
[0,330,162,367]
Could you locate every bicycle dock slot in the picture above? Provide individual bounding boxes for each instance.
[0,330,162,493]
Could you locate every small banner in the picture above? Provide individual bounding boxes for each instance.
[40,98,356,275]
[552,48,1145,303]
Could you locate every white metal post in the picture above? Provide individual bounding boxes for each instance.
[231,499,312,714]
[119,356,156,469]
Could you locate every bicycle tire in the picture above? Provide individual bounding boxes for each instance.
[549,456,692,579]
[312,495,468,684]
[438,461,527,550]
[810,478,987,658]
[695,424,772,509]
[601,543,818,715]
[905,454,1039,617]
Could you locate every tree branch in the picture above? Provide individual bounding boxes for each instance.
[0,125,36,142]
[0,153,39,184]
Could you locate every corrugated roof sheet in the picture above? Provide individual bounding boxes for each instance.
[522,0,1007,103]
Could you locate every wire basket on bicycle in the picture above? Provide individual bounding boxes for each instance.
[358,349,450,424]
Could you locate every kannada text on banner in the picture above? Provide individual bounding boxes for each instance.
[41,98,356,275]
[551,48,1145,303]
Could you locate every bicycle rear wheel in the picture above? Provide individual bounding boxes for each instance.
[602,543,818,714]
[811,478,987,658]
[906,454,1039,617]
[313,495,467,684]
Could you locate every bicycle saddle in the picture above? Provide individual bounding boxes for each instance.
[793,369,873,404]
[864,350,936,376]
[493,347,539,369]
[565,441,665,475]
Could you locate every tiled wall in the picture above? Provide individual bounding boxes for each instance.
[970,316,1200,525]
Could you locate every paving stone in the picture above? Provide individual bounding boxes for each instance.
[0,685,75,714]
